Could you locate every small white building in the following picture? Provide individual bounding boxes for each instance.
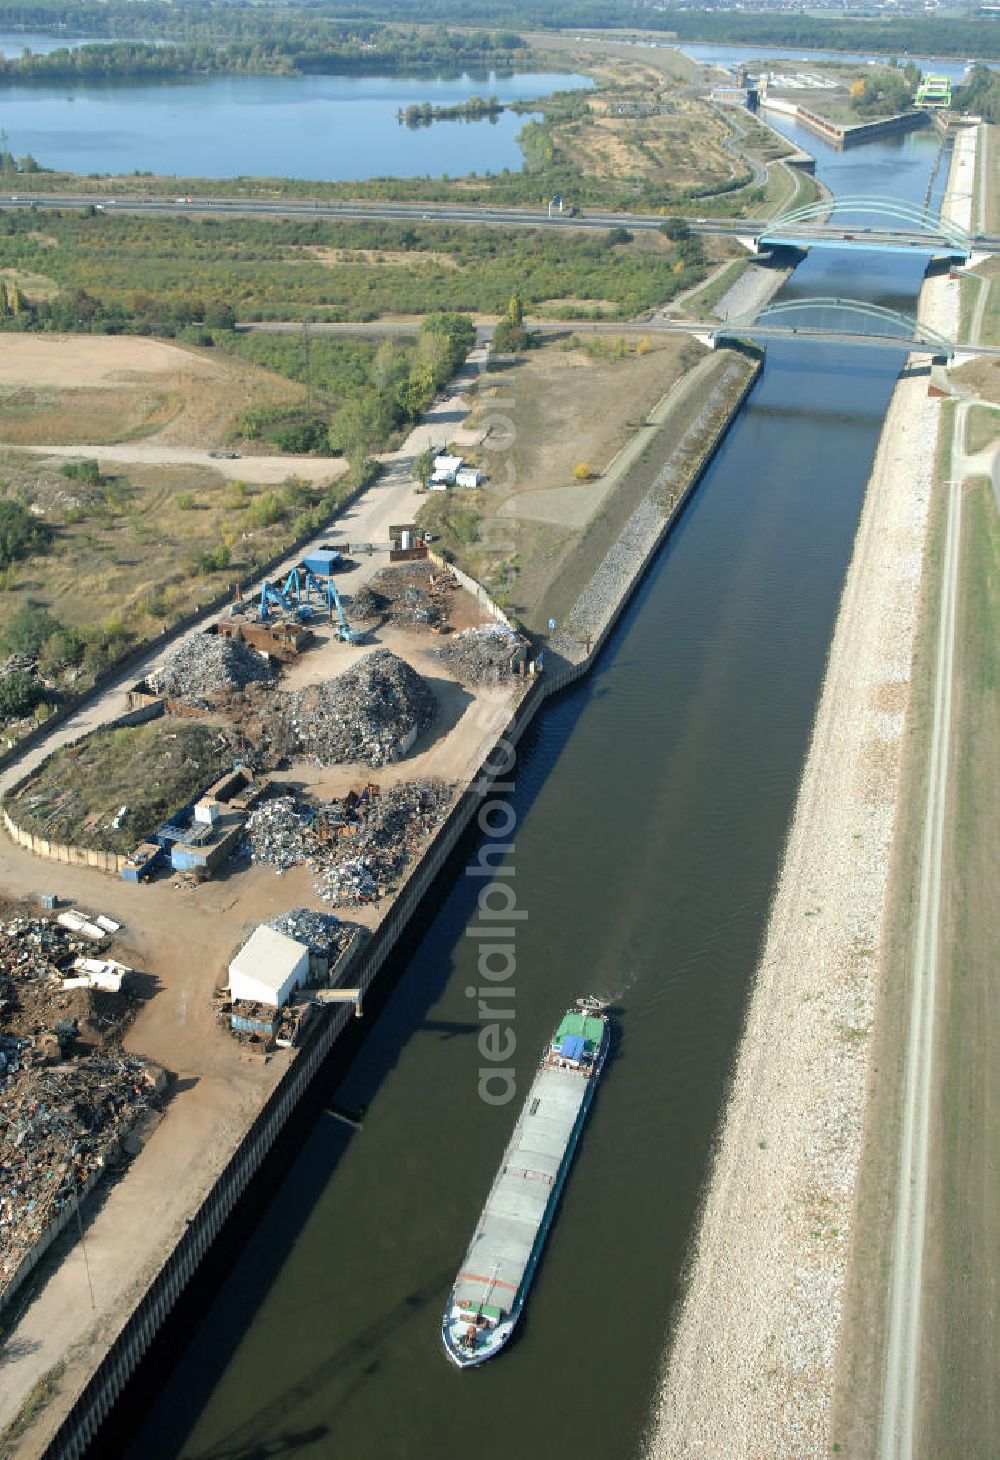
[455,467,482,489]
[229,925,309,1009]
[431,453,463,484]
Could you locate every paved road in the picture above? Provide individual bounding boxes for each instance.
[878,400,966,1460]
[3,191,999,252]
[239,316,1000,356]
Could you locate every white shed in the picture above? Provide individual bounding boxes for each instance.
[229,925,309,1009]
[429,452,461,481]
[455,467,482,489]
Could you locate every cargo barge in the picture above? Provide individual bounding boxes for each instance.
[441,997,610,1368]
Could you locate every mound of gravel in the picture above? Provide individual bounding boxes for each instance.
[149,633,276,709]
[436,623,525,685]
[279,648,434,767]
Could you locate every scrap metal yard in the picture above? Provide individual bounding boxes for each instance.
[0,402,535,1450]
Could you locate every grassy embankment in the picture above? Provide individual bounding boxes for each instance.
[833,324,999,1460]
[7,719,234,853]
[828,399,956,1455]
[914,460,999,1460]
[415,335,740,633]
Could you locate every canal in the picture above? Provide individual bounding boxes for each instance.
[125,121,946,1460]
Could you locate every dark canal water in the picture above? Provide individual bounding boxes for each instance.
[125,122,945,1460]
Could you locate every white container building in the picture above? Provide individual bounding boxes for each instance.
[229,925,310,1009]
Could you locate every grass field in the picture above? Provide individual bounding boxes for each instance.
[0,334,357,733]
[0,447,350,640]
[965,403,999,454]
[0,334,302,448]
[415,334,719,632]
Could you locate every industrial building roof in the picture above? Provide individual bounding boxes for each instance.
[229,925,308,994]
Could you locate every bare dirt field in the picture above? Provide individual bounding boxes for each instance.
[0,334,223,389]
[0,334,301,450]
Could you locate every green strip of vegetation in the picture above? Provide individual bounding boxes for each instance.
[965,405,999,456]
[0,210,710,325]
[0,1361,65,1447]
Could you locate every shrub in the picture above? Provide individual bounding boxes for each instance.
[245,492,284,530]
[2,602,61,658]
[0,668,42,720]
[573,462,593,482]
[193,544,232,575]
[0,498,52,570]
[60,459,101,485]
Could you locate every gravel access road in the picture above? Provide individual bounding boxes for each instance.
[879,122,978,1460]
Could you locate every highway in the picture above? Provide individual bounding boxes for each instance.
[3,191,999,253]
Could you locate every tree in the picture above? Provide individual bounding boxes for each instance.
[506,289,524,327]
[573,462,593,482]
[2,603,61,659]
[0,499,53,569]
[660,216,691,242]
[412,448,434,483]
[0,668,42,721]
[204,301,236,330]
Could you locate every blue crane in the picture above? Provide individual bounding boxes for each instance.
[282,565,365,643]
[259,579,295,622]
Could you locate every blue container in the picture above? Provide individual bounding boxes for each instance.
[303,548,342,576]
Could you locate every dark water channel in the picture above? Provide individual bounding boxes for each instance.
[126,125,944,1460]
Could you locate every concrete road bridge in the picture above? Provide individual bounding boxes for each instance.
[752,197,973,262]
[707,297,978,357]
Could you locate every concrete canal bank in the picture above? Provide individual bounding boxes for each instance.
[648,123,975,1460]
[0,346,758,1460]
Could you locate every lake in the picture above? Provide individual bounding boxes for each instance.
[0,59,590,179]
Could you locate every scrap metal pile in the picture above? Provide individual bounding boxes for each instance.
[149,633,277,709]
[367,562,457,631]
[266,908,345,963]
[435,623,527,685]
[0,914,158,1297]
[275,649,435,768]
[349,585,387,622]
[246,780,454,906]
